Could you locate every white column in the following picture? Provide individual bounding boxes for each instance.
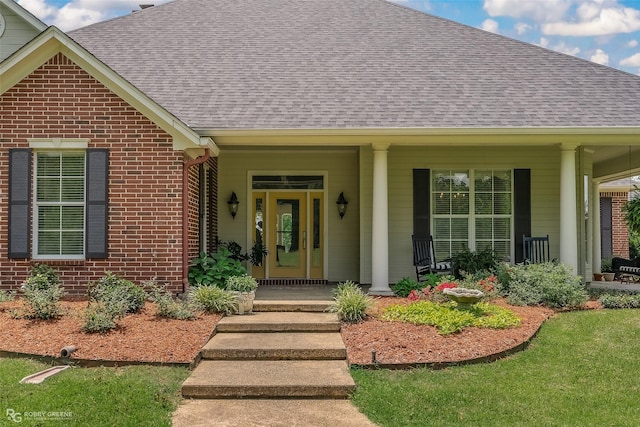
[592,181,601,275]
[560,144,579,272]
[369,143,393,295]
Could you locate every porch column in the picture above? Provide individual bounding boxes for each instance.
[370,143,393,295]
[560,144,579,272]
[592,180,601,275]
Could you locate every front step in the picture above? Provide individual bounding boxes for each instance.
[253,300,333,312]
[182,360,355,399]
[215,312,340,333]
[201,332,347,360]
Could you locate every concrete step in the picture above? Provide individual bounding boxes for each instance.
[201,332,347,360]
[253,299,333,312]
[215,312,340,333]
[182,360,355,399]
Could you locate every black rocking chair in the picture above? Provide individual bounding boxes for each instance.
[522,234,550,264]
[412,235,452,282]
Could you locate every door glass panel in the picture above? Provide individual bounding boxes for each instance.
[276,199,300,268]
[312,198,321,268]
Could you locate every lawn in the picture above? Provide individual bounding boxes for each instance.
[0,359,189,426]
[352,309,640,427]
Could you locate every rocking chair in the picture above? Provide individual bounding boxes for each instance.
[412,235,452,282]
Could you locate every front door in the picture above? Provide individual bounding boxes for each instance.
[269,192,307,278]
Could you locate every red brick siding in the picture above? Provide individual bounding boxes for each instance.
[601,191,629,259]
[0,53,191,294]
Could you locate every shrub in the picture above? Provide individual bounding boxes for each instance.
[505,262,588,308]
[148,281,200,320]
[87,272,146,315]
[82,303,118,333]
[0,290,16,302]
[598,293,640,309]
[392,277,421,298]
[225,274,258,293]
[190,285,238,314]
[452,246,500,278]
[21,268,64,319]
[188,248,247,288]
[329,281,373,323]
[382,301,521,335]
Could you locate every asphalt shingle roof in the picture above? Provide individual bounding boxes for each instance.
[69,0,640,130]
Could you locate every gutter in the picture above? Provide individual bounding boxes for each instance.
[182,148,210,294]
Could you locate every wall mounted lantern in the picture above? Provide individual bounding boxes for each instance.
[228,192,239,219]
[336,192,348,219]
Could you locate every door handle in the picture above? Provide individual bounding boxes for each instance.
[303,231,306,250]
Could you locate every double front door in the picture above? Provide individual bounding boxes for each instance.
[252,191,323,279]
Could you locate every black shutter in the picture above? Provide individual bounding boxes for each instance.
[413,169,430,237]
[86,149,108,258]
[600,197,613,258]
[514,169,531,263]
[8,149,31,259]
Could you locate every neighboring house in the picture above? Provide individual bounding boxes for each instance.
[599,178,639,260]
[1,0,640,295]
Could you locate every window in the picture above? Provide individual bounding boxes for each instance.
[432,169,512,261]
[34,152,85,258]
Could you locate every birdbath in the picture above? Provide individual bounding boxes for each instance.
[442,287,484,309]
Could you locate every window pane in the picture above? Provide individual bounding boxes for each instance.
[252,175,323,189]
[494,193,511,215]
[433,171,451,191]
[62,206,84,229]
[475,170,493,191]
[62,154,85,176]
[451,218,468,239]
[451,172,469,191]
[451,193,469,214]
[38,206,60,230]
[476,217,492,240]
[433,192,451,215]
[494,241,511,261]
[38,231,60,255]
[494,218,511,238]
[37,153,60,176]
[433,218,450,240]
[475,193,492,214]
[494,170,511,191]
[61,178,84,201]
[37,178,60,201]
[61,232,84,255]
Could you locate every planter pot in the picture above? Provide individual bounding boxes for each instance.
[593,273,604,281]
[602,273,615,282]
[231,291,255,314]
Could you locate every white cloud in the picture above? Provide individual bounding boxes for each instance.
[482,19,499,33]
[538,37,550,48]
[552,41,580,56]
[484,0,573,23]
[542,5,640,36]
[515,22,532,35]
[590,48,609,65]
[627,39,639,48]
[620,52,640,66]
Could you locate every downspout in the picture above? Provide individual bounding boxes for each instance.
[183,148,210,294]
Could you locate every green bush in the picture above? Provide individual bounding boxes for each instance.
[148,281,200,320]
[225,274,258,292]
[82,303,118,333]
[188,248,247,288]
[452,246,500,278]
[505,262,588,308]
[0,290,15,302]
[21,268,64,319]
[391,277,421,297]
[87,272,146,315]
[329,281,373,323]
[598,293,640,309]
[190,285,238,314]
[382,300,521,335]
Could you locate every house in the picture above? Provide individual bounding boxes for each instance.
[1,0,640,295]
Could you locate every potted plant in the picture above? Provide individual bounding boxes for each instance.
[225,274,258,314]
[601,258,615,281]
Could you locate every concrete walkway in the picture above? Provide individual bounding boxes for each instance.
[173,291,376,427]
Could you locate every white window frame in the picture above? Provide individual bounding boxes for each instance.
[32,150,87,260]
[432,169,514,262]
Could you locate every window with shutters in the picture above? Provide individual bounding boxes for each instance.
[432,169,512,262]
[33,152,86,259]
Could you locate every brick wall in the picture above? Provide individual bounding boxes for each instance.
[0,53,195,294]
[601,191,629,259]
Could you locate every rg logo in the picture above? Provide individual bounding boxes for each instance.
[6,409,22,423]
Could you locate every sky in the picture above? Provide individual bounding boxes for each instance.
[16,0,640,75]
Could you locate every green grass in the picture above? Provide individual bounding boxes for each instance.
[352,309,640,427]
[0,359,189,426]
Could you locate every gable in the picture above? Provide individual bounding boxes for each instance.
[0,0,47,62]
